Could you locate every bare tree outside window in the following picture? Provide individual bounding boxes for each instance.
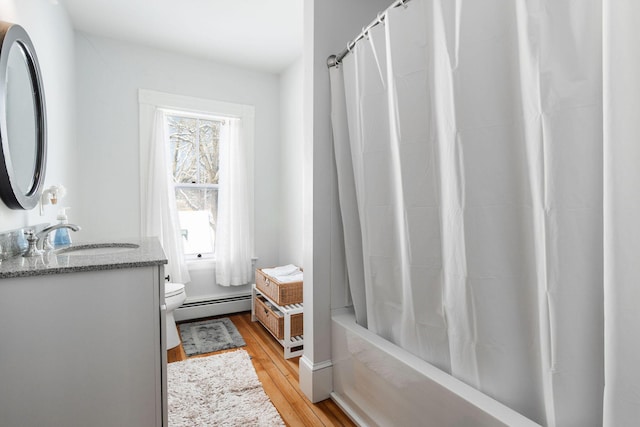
[166,114,223,256]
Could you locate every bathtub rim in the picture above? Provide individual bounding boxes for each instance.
[330,307,541,427]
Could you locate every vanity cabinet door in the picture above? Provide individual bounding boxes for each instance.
[0,266,165,427]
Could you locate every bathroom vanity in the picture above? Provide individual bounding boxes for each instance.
[0,238,168,427]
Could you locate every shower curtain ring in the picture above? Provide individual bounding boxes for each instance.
[399,0,408,8]
[362,27,369,40]
[377,12,385,24]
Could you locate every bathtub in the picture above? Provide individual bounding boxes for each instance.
[330,308,541,427]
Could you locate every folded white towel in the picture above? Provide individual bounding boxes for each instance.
[274,272,303,283]
[262,264,300,277]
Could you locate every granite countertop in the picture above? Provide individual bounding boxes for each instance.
[0,237,167,279]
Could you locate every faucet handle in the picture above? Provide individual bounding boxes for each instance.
[23,229,43,257]
[24,229,37,243]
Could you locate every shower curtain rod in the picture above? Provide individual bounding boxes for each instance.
[327,0,414,68]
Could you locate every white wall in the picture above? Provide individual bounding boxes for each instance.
[74,33,282,275]
[300,0,393,402]
[279,56,304,267]
[0,0,76,232]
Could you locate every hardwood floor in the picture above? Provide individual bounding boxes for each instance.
[168,312,356,427]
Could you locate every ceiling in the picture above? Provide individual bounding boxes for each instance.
[59,0,303,74]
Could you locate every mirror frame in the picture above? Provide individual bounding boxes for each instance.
[0,21,47,210]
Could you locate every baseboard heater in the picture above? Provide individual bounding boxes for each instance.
[174,294,252,322]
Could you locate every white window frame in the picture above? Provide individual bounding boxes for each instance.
[165,111,224,259]
[138,89,255,262]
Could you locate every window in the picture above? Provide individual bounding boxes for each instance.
[139,89,255,264]
[166,112,224,257]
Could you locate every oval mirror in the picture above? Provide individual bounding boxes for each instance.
[0,22,46,210]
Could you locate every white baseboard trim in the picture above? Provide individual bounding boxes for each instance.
[174,294,251,321]
[299,356,333,403]
[330,392,367,427]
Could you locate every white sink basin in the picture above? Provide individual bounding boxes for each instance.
[56,243,140,256]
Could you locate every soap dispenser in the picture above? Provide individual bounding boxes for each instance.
[53,207,72,248]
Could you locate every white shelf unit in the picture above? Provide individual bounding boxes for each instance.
[251,284,304,359]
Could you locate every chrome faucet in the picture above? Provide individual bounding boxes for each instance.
[36,223,81,250]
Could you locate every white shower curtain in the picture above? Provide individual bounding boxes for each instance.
[215,118,253,286]
[145,109,191,284]
[328,0,638,425]
[603,1,640,425]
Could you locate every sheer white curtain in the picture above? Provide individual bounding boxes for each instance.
[215,118,253,286]
[603,0,640,425]
[144,109,191,284]
[331,0,606,424]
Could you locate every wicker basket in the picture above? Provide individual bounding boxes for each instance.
[255,268,303,305]
[254,295,303,340]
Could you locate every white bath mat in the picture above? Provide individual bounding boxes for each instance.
[167,349,285,426]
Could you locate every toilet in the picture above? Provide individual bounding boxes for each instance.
[165,282,186,349]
